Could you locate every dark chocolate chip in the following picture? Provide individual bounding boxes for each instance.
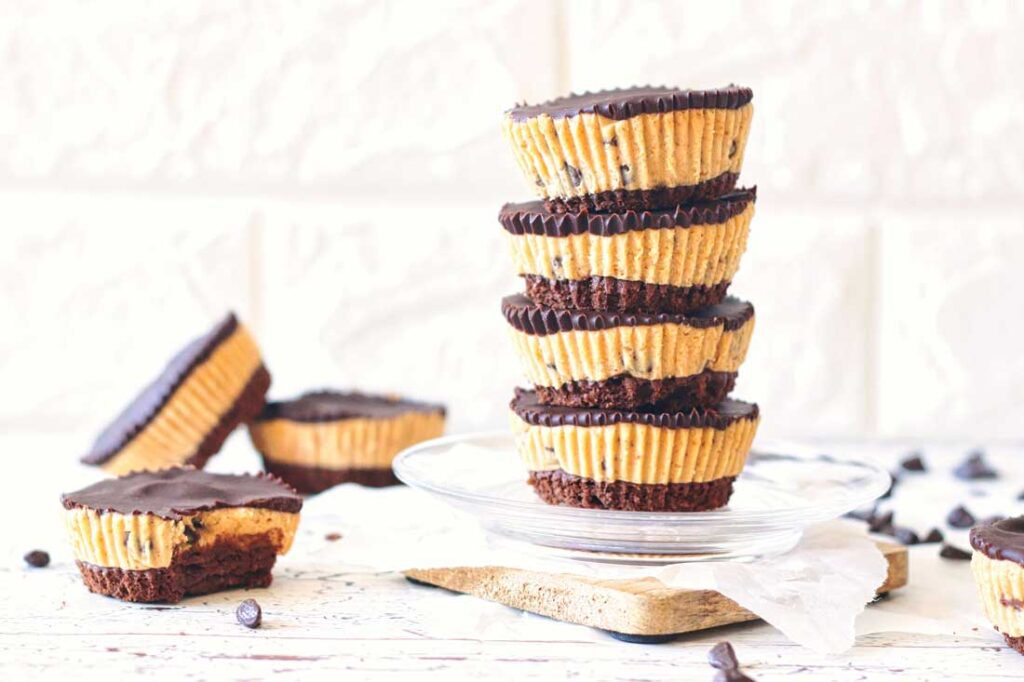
[551,255,564,277]
[236,599,262,628]
[869,510,894,534]
[922,528,944,544]
[534,176,544,188]
[604,137,618,147]
[325,532,342,542]
[939,544,972,561]
[708,641,739,669]
[954,450,997,480]
[900,452,926,472]
[564,162,582,187]
[619,164,631,187]
[183,524,199,545]
[23,550,50,568]
[714,671,755,682]
[892,527,920,545]
[947,505,976,529]
[728,140,738,158]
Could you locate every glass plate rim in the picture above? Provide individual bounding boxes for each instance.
[393,430,891,525]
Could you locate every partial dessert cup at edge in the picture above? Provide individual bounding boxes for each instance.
[503,85,753,213]
[248,390,446,494]
[970,517,1024,655]
[80,312,271,476]
[501,293,754,410]
[510,388,759,512]
[61,467,301,603]
[500,188,755,314]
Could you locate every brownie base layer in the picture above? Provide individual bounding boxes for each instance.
[75,536,278,603]
[185,364,271,470]
[524,276,731,315]
[528,470,736,511]
[1003,632,1024,655]
[261,459,401,494]
[543,172,739,213]
[533,371,736,410]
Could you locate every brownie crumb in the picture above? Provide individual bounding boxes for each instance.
[922,528,944,544]
[900,452,926,472]
[236,599,262,629]
[939,544,972,561]
[947,505,976,529]
[954,450,997,480]
[23,550,50,568]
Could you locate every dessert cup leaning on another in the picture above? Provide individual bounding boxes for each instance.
[510,388,759,512]
[248,390,446,493]
[503,85,754,213]
[500,188,756,314]
[80,312,271,476]
[502,294,754,410]
[970,517,1024,654]
[62,467,302,603]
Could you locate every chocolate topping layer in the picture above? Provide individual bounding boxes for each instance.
[502,294,753,335]
[258,390,446,423]
[61,467,302,519]
[82,314,240,465]
[511,389,758,430]
[500,188,755,237]
[970,517,1024,566]
[508,85,753,122]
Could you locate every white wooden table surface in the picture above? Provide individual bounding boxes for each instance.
[2,433,1023,680]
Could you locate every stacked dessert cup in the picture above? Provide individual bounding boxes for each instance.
[498,86,761,512]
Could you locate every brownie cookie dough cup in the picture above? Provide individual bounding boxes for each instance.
[503,85,753,212]
[510,390,759,511]
[62,468,302,603]
[502,294,754,410]
[248,391,446,493]
[81,313,270,476]
[971,518,1024,654]
[501,189,755,313]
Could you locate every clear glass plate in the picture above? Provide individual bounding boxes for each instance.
[393,431,890,563]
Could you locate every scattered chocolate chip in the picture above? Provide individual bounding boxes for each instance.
[714,671,755,682]
[892,527,920,545]
[324,532,342,542]
[947,505,976,529]
[708,641,739,669]
[564,162,582,187]
[23,550,49,568]
[954,450,997,480]
[869,510,894,534]
[236,599,262,628]
[922,528,944,544]
[939,544,972,561]
[728,139,738,158]
[900,452,926,472]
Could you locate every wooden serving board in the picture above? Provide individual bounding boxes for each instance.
[405,541,907,641]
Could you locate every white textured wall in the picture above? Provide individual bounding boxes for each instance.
[2,0,1023,443]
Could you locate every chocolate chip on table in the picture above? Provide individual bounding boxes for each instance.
[947,505,976,529]
[236,599,262,629]
[23,550,50,568]
[892,527,920,545]
[922,528,944,544]
[869,510,895,534]
[939,544,972,561]
[324,532,342,542]
[900,452,926,472]
[708,641,739,669]
[954,450,997,480]
[714,671,755,682]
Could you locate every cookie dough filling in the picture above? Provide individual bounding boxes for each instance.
[61,468,302,603]
[249,391,446,493]
[504,86,753,212]
[510,389,759,511]
[81,313,271,476]
[501,189,755,314]
[971,518,1024,654]
[502,294,754,409]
